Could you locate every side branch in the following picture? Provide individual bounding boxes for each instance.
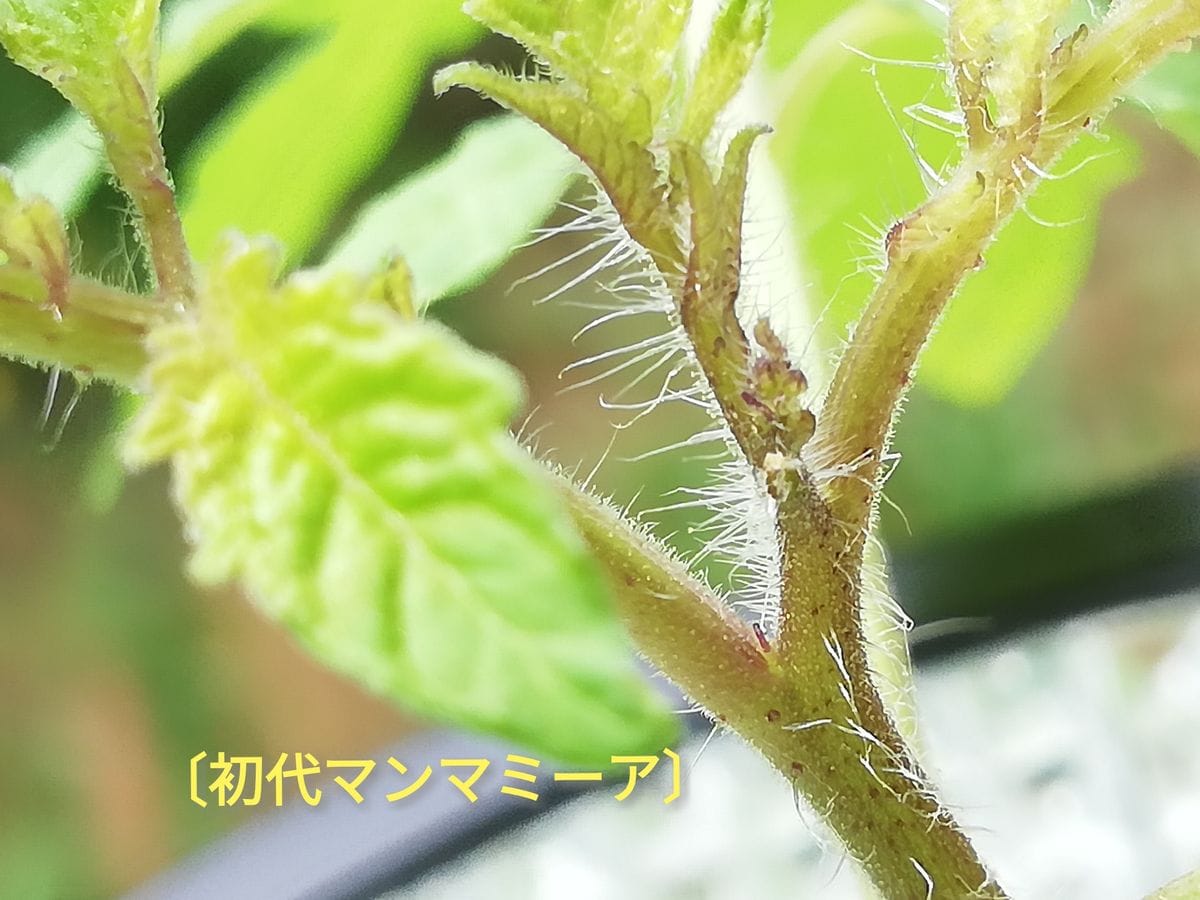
[0,266,160,383]
[557,477,774,704]
[561,473,1004,897]
[816,0,1200,548]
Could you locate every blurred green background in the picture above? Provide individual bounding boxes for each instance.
[1,1,1199,896]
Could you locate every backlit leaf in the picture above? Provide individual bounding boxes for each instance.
[1131,48,1200,158]
[124,239,676,764]
[325,115,576,308]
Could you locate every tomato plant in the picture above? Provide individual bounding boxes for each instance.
[2,0,1199,896]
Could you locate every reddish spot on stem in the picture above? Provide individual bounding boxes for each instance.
[752,621,771,653]
[884,218,905,262]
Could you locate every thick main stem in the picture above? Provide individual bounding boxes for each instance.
[563,481,1001,896]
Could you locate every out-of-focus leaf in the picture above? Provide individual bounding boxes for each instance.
[763,0,857,68]
[124,239,676,764]
[159,0,275,86]
[82,393,139,515]
[768,2,1138,406]
[325,116,575,307]
[180,0,481,265]
[7,116,101,214]
[1131,49,1200,158]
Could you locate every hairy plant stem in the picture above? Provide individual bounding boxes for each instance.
[818,0,1200,556]
[104,60,196,304]
[557,2,1200,898]
[1148,867,1200,900]
[559,121,1005,899]
[563,481,1001,897]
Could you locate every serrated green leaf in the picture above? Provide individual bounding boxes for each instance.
[769,3,1137,406]
[179,0,481,265]
[435,64,671,246]
[324,115,575,308]
[124,239,676,764]
[438,0,770,265]
[465,0,691,139]
[762,0,863,69]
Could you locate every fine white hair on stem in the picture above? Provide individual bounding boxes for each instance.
[841,43,950,72]
[39,366,61,431]
[868,64,948,191]
[911,856,935,900]
[523,163,787,633]
[783,717,833,732]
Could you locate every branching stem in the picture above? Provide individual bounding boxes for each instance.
[563,2,1200,898]
[0,266,162,383]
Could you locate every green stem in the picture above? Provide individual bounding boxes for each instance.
[0,265,160,383]
[1147,868,1200,900]
[105,59,196,304]
[562,478,1002,897]
[566,3,1200,897]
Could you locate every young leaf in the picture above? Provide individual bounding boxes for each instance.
[324,115,575,308]
[437,0,775,269]
[435,64,674,258]
[681,0,770,145]
[462,0,691,135]
[124,239,676,764]
[435,0,705,261]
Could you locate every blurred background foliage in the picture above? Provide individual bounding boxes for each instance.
[1,0,1199,896]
